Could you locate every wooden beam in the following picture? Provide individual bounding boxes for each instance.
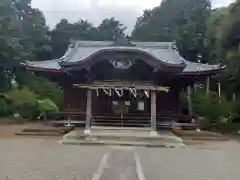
[73,84,169,92]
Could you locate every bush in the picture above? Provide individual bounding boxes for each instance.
[3,87,60,120]
[0,98,10,116]
[192,91,233,124]
[215,115,237,133]
[37,98,59,116]
[21,74,64,110]
[6,87,38,119]
[18,103,38,119]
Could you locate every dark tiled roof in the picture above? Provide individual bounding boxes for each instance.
[24,40,224,74]
[182,61,223,74]
[25,59,62,70]
[59,41,184,67]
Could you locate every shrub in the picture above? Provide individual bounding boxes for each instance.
[0,98,10,116]
[6,87,38,119]
[3,87,60,120]
[215,114,237,133]
[37,98,59,118]
[192,91,233,123]
[21,74,64,110]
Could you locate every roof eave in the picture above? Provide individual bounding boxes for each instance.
[180,66,226,76]
[25,66,64,73]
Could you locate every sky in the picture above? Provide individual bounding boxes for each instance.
[32,0,235,33]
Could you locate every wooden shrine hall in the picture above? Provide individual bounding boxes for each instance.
[23,39,224,133]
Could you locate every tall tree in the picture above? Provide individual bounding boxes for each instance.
[50,17,127,58]
[50,19,74,59]
[206,7,228,63]
[132,0,211,62]
[218,0,240,94]
[206,0,240,96]
[21,8,52,60]
[97,17,126,40]
[0,0,52,91]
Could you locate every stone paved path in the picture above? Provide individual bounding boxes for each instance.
[95,148,139,180]
[1,138,240,180]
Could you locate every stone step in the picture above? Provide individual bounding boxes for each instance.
[173,129,228,141]
[182,136,228,141]
[15,132,62,136]
[61,139,186,148]
[22,128,69,134]
[91,126,152,131]
[63,130,183,144]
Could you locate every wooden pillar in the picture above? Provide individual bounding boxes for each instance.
[232,93,236,102]
[206,77,210,96]
[193,84,197,93]
[151,91,157,132]
[85,89,92,134]
[187,86,193,117]
[218,82,221,98]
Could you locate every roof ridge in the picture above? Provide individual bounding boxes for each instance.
[71,40,176,49]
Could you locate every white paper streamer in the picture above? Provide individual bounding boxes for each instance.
[144,90,149,98]
[115,89,123,97]
[130,88,137,98]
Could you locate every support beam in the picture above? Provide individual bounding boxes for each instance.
[150,90,157,135]
[85,89,92,135]
[187,86,193,117]
[206,77,210,96]
[232,93,236,102]
[218,82,221,99]
[193,84,197,93]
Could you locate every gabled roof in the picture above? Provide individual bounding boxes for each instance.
[23,40,224,75]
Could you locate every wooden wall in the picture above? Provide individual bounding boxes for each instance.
[64,86,87,112]
[63,86,181,116]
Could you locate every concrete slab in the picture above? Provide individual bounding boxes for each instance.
[62,128,185,148]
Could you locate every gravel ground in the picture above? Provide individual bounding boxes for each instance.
[1,138,240,180]
[0,138,107,180]
[137,141,240,180]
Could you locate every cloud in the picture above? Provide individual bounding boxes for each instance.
[32,0,235,33]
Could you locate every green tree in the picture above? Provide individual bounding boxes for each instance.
[206,0,240,97]
[132,0,211,62]
[206,7,228,63]
[50,17,127,58]
[97,17,126,40]
[50,19,72,59]
[0,0,52,91]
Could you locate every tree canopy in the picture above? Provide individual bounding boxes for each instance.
[132,0,211,62]
[0,0,52,91]
[50,17,126,58]
[208,0,240,95]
